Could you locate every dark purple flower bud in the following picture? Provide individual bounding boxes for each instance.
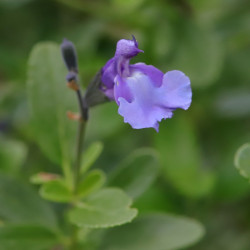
[66,71,78,82]
[60,38,78,73]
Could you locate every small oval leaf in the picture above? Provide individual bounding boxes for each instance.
[30,172,61,185]
[69,188,137,228]
[235,143,250,180]
[77,169,106,198]
[80,142,103,174]
[40,179,72,203]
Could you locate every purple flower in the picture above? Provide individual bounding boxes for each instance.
[101,36,192,131]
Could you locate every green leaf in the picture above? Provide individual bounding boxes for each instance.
[109,148,159,199]
[101,213,205,250]
[235,143,250,180]
[0,138,27,174]
[81,142,103,174]
[69,188,137,228]
[155,115,215,198]
[30,172,61,185]
[40,179,72,203]
[0,225,58,250]
[27,42,78,166]
[0,175,57,229]
[77,170,106,198]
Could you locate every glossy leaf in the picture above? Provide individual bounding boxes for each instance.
[80,142,103,174]
[101,213,205,250]
[27,42,77,166]
[235,143,250,180]
[0,225,58,250]
[69,188,137,228]
[0,175,57,229]
[77,169,106,198]
[109,148,159,199]
[40,179,72,203]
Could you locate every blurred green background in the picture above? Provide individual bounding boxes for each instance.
[1,0,250,249]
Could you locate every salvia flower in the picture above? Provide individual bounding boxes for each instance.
[101,36,192,132]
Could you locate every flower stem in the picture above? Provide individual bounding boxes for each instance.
[73,88,88,192]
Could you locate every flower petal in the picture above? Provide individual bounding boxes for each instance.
[130,63,163,87]
[159,70,192,110]
[116,72,173,131]
[101,58,116,89]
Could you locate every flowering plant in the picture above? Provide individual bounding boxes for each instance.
[0,37,202,250]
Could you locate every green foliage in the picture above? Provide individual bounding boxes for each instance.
[235,143,250,180]
[86,102,125,141]
[30,172,60,185]
[155,115,215,198]
[2,0,250,248]
[39,179,72,203]
[101,213,205,250]
[109,148,159,199]
[27,42,78,168]
[0,225,58,250]
[69,188,137,228]
[0,175,57,229]
[77,169,106,198]
[80,142,103,174]
[0,138,27,174]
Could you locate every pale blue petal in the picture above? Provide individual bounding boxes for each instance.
[116,72,173,131]
[158,70,192,110]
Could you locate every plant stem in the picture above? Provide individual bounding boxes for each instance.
[73,88,88,192]
[69,86,88,250]
[74,118,85,191]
